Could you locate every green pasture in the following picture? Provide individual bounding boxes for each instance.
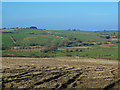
[2,47,118,59]
[2,29,118,59]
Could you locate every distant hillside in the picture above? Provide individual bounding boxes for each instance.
[2,29,118,59]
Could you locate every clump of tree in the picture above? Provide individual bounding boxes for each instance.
[41,45,58,53]
[106,36,110,39]
[67,29,80,31]
[97,42,102,45]
[2,44,10,50]
[29,43,39,46]
[30,26,37,29]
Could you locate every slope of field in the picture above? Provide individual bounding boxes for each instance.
[2,29,64,47]
[47,30,106,42]
[3,29,116,48]
[2,29,118,59]
[2,44,118,59]
[2,57,119,89]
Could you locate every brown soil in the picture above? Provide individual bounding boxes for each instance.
[99,44,117,48]
[10,36,16,44]
[24,37,37,41]
[2,57,119,89]
[8,48,43,52]
[58,47,91,50]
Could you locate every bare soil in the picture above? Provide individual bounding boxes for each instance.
[2,57,119,89]
[10,36,16,44]
[7,48,42,52]
[24,37,37,41]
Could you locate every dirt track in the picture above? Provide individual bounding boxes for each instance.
[2,57,119,89]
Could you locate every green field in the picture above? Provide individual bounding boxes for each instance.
[2,29,118,59]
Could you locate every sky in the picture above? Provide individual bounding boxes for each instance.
[2,2,118,31]
[1,0,120,2]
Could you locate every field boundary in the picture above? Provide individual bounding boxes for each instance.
[10,36,16,44]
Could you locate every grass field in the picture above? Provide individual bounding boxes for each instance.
[2,29,118,59]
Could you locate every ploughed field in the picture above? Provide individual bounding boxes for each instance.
[2,57,119,89]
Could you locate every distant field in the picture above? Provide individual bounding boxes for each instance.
[2,29,63,47]
[2,29,118,59]
[48,30,106,42]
